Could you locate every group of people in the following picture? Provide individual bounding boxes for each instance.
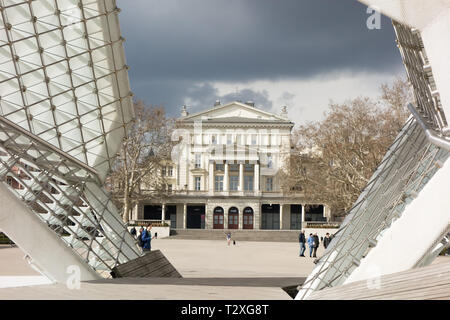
[298,230,333,258]
[130,224,155,252]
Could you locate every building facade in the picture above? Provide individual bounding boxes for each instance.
[133,101,330,230]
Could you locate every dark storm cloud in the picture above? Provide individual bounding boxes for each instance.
[117,0,402,115]
[132,80,273,116]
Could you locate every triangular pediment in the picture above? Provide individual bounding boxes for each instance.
[180,101,287,122]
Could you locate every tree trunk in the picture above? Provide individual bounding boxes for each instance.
[122,177,130,223]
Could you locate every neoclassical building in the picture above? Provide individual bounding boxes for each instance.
[132,101,330,230]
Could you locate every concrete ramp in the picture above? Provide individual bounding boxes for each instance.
[111,250,182,278]
[307,259,450,300]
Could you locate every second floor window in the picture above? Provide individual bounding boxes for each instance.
[195,154,201,168]
[215,175,223,191]
[215,163,224,171]
[251,134,257,145]
[244,175,254,191]
[229,175,238,191]
[267,154,273,169]
[266,177,273,192]
[168,166,173,176]
[168,184,172,192]
[211,134,217,144]
[195,177,201,191]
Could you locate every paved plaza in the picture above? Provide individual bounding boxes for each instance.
[0,239,322,299]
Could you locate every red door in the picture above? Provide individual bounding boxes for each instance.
[213,207,224,229]
[243,207,254,229]
[228,207,239,229]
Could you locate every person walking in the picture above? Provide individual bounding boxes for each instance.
[130,226,137,238]
[225,232,232,246]
[323,232,332,249]
[137,226,144,247]
[141,224,154,252]
[307,233,314,257]
[299,230,306,257]
[312,233,320,258]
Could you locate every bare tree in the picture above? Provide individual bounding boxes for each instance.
[108,100,174,223]
[284,78,412,218]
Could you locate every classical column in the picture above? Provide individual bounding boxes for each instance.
[254,162,260,192]
[239,162,244,192]
[209,161,214,194]
[161,203,166,222]
[224,162,229,192]
[301,204,305,223]
[280,204,283,230]
[183,203,187,229]
[204,203,208,229]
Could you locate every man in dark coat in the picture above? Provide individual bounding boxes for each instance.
[299,230,306,257]
[323,232,332,249]
[312,233,320,258]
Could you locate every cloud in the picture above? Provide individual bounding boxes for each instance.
[119,0,399,82]
[118,0,404,120]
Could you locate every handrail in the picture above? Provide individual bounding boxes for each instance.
[408,103,450,152]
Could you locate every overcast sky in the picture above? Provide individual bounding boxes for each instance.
[117,0,406,125]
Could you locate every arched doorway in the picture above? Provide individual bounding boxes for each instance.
[243,207,254,229]
[228,207,239,229]
[213,206,224,229]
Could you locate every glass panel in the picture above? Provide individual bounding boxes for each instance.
[229,176,238,190]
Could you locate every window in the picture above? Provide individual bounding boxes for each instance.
[168,184,172,192]
[195,154,201,168]
[162,166,166,176]
[215,163,224,171]
[244,164,253,172]
[229,175,238,191]
[195,177,201,191]
[215,176,223,191]
[244,175,254,191]
[227,134,232,145]
[168,166,173,176]
[229,164,239,171]
[211,134,217,144]
[267,154,273,169]
[266,177,273,191]
[251,134,257,145]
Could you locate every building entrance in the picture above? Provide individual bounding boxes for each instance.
[143,205,162,220]
[213,207,224,229]
[187,205,205,229]
[243,207,254,229]
[261,204,280,229]
[290,205,302,230]
[228,207,239,229]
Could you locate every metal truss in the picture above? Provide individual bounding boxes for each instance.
[0,0,134,181]
[0,0,141,281]
[297,21,450,299]
[0,113,141,277]
[393,21,448,134]
[297,116,450,299]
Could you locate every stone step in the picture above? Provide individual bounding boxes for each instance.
[169,229,302,242]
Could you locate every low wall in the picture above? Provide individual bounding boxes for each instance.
[302,228,340,240]
[127,226,170,239]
